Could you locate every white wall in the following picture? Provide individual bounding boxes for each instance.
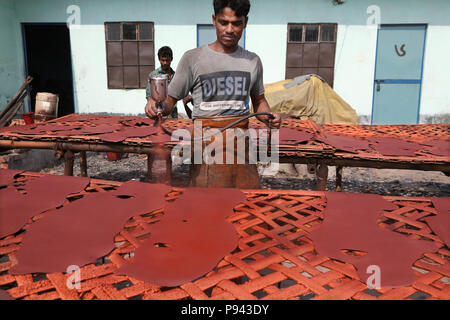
[333,25,378,116]
[154,25,197,71]
[245,24,287,85]
[420,26,450,116]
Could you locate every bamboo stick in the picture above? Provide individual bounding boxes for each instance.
[0,90,29,127]
[0,76,33,120]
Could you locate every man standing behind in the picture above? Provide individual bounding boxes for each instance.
[146,0,281,188]
[146,46,179,118]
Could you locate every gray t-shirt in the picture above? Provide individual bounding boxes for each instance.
[168,45,265,118]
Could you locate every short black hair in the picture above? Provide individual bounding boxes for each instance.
[158,46,173,59]
[213,0,251,17]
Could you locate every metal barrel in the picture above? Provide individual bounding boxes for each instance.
[150,74,168,103]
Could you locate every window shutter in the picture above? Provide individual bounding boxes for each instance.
[108,66,123,89]
[303,43,320,67]
[139,42,154,66]
[124,66,140,88]
[123,41,139,65]
[138,41,155,89]
[139,66,154,89]
[286,23,337,87]
[105,22,154,89]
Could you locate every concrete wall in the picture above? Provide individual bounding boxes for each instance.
[421,25,450,116]
[1,0,449,120]
[0,0,22,110]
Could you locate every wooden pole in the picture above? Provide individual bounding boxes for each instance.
[0,90,29,127]
[64,150,75,176]
[80,151,88,177]
[0,76,33,120]
[336,165,343,192]
[316,164,328,191]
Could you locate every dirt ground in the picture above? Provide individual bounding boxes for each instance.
[39,152,450,197]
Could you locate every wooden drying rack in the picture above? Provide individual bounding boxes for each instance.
[0,114,448,189]
[0,171,448,300]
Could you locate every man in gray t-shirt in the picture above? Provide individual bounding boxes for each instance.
[167,45,264,119]
[145,0,280,188]
[145,0,280,127]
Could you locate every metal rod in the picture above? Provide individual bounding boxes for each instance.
[0,140,172,154]
[189,112,275,141]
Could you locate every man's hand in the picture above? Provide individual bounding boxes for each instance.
[145,97,158,119]
[268,113,281,129]
[251,94,281,129]
[145,96,178,119]
[255,112,281,129]
[182,95,193,105]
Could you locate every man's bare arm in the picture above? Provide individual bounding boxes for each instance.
[182,95,193,105]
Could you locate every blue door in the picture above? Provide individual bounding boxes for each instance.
[372,25,427,124]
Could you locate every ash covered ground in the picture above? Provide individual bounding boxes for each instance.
[40,152,450,197]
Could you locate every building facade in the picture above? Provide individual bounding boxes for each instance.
[0,0,449,124]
